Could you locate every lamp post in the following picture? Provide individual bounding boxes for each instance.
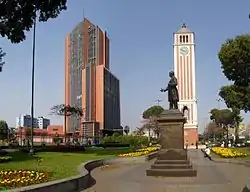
[30,17,37,155]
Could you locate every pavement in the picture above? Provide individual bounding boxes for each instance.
[83,149,250,192]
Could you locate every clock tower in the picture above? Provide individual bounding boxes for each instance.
[173,23,198,145]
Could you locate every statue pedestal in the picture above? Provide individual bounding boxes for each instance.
[146,110,197,177]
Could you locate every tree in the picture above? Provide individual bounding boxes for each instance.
[0,48,6,72]
[142,105,164,138]
[209,108,234,144]
[0,120,8,140]
[50,104,83,142]
[219,85,244,143]
[142,105,164,119]
[123,125,130,135]
[218,34,250,87]
[204,122,223,141]
[210,108,233,126]
[0,0,67,72]
[0,0,67,43]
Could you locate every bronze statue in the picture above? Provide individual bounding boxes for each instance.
[160,71,179,110]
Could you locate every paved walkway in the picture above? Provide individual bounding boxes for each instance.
[84,150,250,192]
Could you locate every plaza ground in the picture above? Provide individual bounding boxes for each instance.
[85,149,250,192]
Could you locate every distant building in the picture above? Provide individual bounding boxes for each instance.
[16,115,38,128]
[37,116,50,129]
[16,115,50,129]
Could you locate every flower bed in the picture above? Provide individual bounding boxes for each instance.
[117,146,159,157]
[0,170,51,190]
[0,156,12,163]
[211,147,248,158]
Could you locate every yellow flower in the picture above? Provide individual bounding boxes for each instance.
[211,147,248,158]
[117,146,160,157]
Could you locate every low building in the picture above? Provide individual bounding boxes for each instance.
[17,125,64,145]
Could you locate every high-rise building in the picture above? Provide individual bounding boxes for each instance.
[173,23,198,145]
[65,18,121,137]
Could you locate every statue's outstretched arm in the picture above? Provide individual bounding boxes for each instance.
[160,87,168,92]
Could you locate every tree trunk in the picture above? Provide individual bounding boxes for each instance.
[234,125,239,144]
[64,113,67,143]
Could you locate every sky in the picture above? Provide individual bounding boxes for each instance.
[0,0,250,132]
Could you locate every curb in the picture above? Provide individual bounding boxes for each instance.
[6,151,158,192]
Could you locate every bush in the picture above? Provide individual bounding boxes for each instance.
[101,135,150,149]
[20,145,85,153]
[0,149,8,156]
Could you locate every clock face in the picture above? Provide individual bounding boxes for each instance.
[180,46,189,56]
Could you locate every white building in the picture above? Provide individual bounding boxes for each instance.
[16,115,50,129]
[37,116,50,129]
[173,23,198,145]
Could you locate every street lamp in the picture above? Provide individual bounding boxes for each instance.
[30,17,37,155]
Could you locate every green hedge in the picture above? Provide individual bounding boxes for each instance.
[101,135,150,149]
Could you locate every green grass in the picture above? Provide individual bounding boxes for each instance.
[0,147,132,180]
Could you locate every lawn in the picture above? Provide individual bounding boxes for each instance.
[0,147,132,180]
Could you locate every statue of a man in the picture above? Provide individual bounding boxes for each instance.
[160,71,179,110]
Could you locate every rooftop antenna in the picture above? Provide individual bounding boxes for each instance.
[81,5,85,21]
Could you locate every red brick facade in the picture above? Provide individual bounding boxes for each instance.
[184,128,198,145]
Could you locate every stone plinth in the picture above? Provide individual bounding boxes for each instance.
[146,109,197,177]
[158,109,185,149]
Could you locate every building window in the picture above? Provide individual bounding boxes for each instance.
[183,36,186,43]
[186,35,188,43]
[180,36,182,43]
